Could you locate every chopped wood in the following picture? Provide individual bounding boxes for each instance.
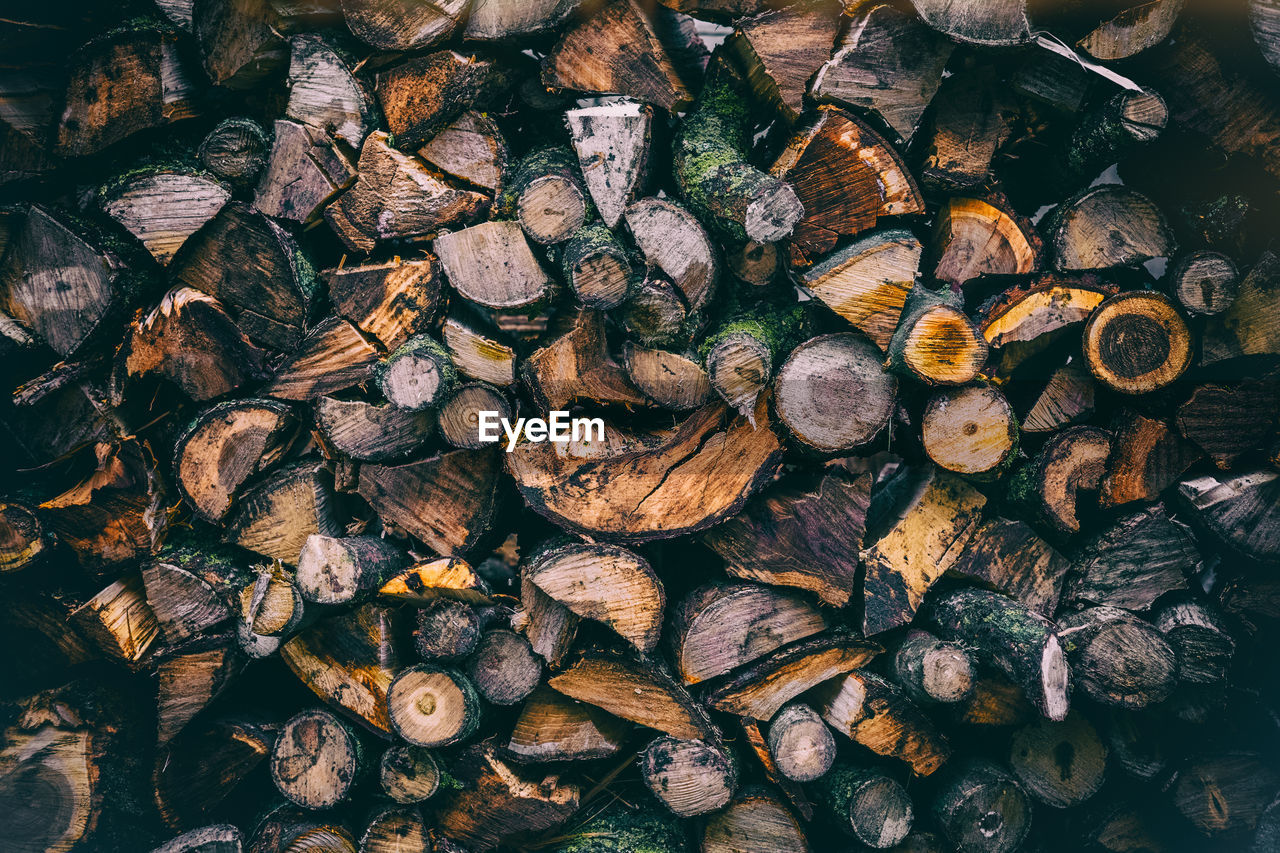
[947,518,1071,616]
[921,384,1019,479]
[640,735,737,817]
[225,459,340,563]
[813,670,952,776]
[726,6,841,124]
[798,228,920,349]
[1069,506,1196,610]
[625,197,719,313]
[523,310,649,411]
[254,119,356,223]
[1032,425,1112,535]
[314,395,432,462]
[100,168,230,265]
[1099,411,1200,507]
[266,316,380,400]
[341,0,466,50]
[813,764,914,848]
[199,117,270,189]
[932,759,1032,853]
[566,100,652,229]
[1058,607,1177,709]
[767,702,836,783]
[379,557,492,604]
[893,630,975,705]
[269,707,365,810]
[442,312,518,387]
[548,654,714,740]
[1082,291,1192,394]
[284,33,373,146]
[930,196,1040,287]
[886,283,988,386]
[418,110,507,193]
[623,343,712,411]
[507,685,629,762]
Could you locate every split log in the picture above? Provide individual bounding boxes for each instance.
[507,685,629,762]
[1179,470,1280,564]
[341,0,465,50]
[155,634,244,744]
[1155,601,1235,685]
[771,106,923,264]
[249,807,357,853]
[414,598,483,660]
[766,703,835,783]
[812,3,953,144]
[921,384,1018,479]
[284,34,372,147]
[150,825,242,853]
[1028,425,1112,535]
[798,229,920,350]
[1172,752,1280,837]
[174,399,299,522]
[508,400,782,542]
[523,310,649,411]
[379,558,493,605]
[814,765,914,848]
[928,588,1070,721]
[702,300,804,416]
[57,22,200,156]
[525,540,663,654]
[280,604,399,734]
[40,439,169,571]
[813,670,951,776]
[434,220,557,318]
[1082,291,1192,394]
[1171,250,1239,316]
[418,110,507,194]
[702,468,870,607]
[225,459,339,564]
[703,790,811,853]
[1058,607,1178,709]
[464,0,581,39]
[325,132,487,253]
[952,674,1035,728]
[269,707,366,810]
[919,66,1014,192]
[376,51,513,153]
[154,715,273,827]
[670,582,829,685]
[171,202,317,351]
[1199,245,1280,365]
[909,0,1030,46]
[121,287,268,401]
[238,562,307,641]
[193,0,288,90]
[0,502,44,573]
[71,573,162,665]
[434,743,579,852]
[702,630,881,719]
[314,395,432,462]
[1080,0,1183,60]
[548,654,714,740]
[861,468,986,636]
[566,100,652,229]
[932,759,1032,853]
[1099,412,1200,508]
[100,167,230,265]
[464,629,541,705]
[640,736,737,817]
[199,118,269,189]
[1049,186,1176,272]
[739,718,815,821]
[1009,711,1107,807]
[976,273,1114,357]
[674,53,803,244]
[930,196,1040,287]
[623,343,712,411]
[885,284,988,386]
[947,518,1071,616]
[1069,506,1196,611]
[387,664,481,747]
[360,808,429,853]
[543,0,692,111]
[297,535,405,606]
[773,333,898,454]
[1176,380,1280,469]
[0,205,141,358]
[142,541,250,643]
[625,197,719,314]
[725,5,841,124]
[357,449,501,555]
[892,630,975,705]
[253,120,355,223]
[327,256,440,351]
[443,312,518,387]
[1022,366,1096,434]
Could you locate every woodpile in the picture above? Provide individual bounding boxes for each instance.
[4,0,1280,851]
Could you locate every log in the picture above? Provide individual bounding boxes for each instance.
[269,707,366,810]
[738,718,815,821]
[436,382,510,449]
[625,197,719,314]
[771,106,923,264]
[71,573,162,665]
[1022,366,1096,435]
[639,736,737,817]
[932,759,1032,853]
[814,765,914,848]
[1179,469,1280,564]
[174,399,299,522]
[1058,607,1178,709]
[813,670,951,776]
[861,468,986,636]
[443,312,518,388]
[621,273,696,348]
[566,100,652,229]
[947,518,1071,616]
[885,284,988,386]
[375,334,455,412]
[1029,425,1112,535]
[327,257,440,351]
[379,557,493,604]
[1008,711,1107,807]
[1155,601,1235,685]
[507,685,629,762]
[297,535,405,606]
[725,5,841,124]
[548,654,714,740]
[766,702,835,783]
[1049,186,1176,272]
[562,224,634,309]
[150,825,243,853]
[433,743,579,851]
[418,110,507,194]
[928,588,1070,721]
[360,808,430,853]
[249,807,357,853]
[1082,291,1192,394]
[465,628,541,705]
[341,0,465,50]
[100,167,230,265]
[674,53,803,244]
[702,468,869,607]
[253,119,355,223]
[154,716,274,828]
[543,0,693,112]
[199,118,269,189]
[414,598,483,661]
[314,396,432,462]
[920,384,1018,479]
[1080,0,1183,60]
[266,317,379,401]
[702,630,881,719]
[773,333,898,454]
[464,0,581,40]
[1171,250,1240,316]
[919,66,1014,192]
[550,803,685,853]
[193,0,288,89]
[523,310,649,411]
[376,50,513,153]
[387,664,481,747]
[798,229,920,350]
[0,501,44,573]
[154,634,244,744]
[284,34,372,147]
[225,460,340,564]
[909,0,1030,46]
[1176,380,1280,469]
[892,630,975,705]
[143,541,249,643]
[929,196,1040,287]
[1099,412,1200,508]
[703,299,804,417]
[1069,506,1196,611]
[703,790,811,853]
[811,3,953,144]
[434,220,556,318]
[378,744,440,804]
[495,146,590,246]
[671,582,828,685]
[623,343,712,411]
[1172,752,1280,837]
[325,132,487,253]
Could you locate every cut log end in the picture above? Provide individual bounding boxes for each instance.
[744,181,805,243]
[1083,291,1192,394]
[387,664,481,747]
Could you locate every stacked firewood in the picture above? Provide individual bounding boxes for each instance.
[2,0,1280,850]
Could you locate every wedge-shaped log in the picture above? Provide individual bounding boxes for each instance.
[508,685,629,763]
[798,229,920,350]
[549,654,714,740]
[813,671,951,776]
[566,100,652,229]
[225,460,340,564]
